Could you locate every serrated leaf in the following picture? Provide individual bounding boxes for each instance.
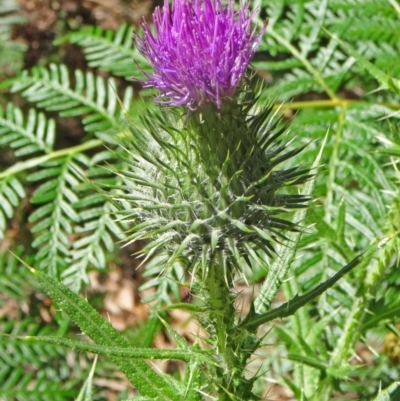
[13,254,182,401]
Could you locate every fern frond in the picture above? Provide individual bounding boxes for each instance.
[9,64,134,140]
[336,19,400,44]
[0,0,26,75]
[0,248,36,300]
[0,177,25,240]
[0,0,24,37]
[260,0,306,49]
[256,0,400,100]
[361,41,400,77]
[0,366,77,401]
[139,253,184,306]
[63,198,119,285]
[56,23,151,79]
[0,103,55,156]
[0,315,79,401]
[0,318,68,368]
[262,68,320,100]
[62,151,126,287]
[328,0,395,17]
[282,104,396,315]
[27,155,87,279]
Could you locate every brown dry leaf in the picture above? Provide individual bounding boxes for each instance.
[89,270,150,331]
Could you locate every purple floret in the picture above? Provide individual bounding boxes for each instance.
[134,0,266,110]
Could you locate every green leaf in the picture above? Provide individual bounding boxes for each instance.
[182,359,203,401]
[27,156,84,280]
[9,64,133,141]
[372,382,400,401]
[75,356,97,401]
[0,177,25,239]
[0,314,76,401]
[55,23,151,79]
[327,30,400,94]
[0,104,55,155]
[242,236,385,330]
[13,335,208,363]
[13,254,182,401]
[281,376,309,401]
[286,353,328,372]
[254,132,326,313]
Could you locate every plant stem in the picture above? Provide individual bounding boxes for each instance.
[274,99,400,112]
[325,105,347,224]
[389,0,400,18]
[204,255,238,399]
[263,25,337,100]
[0,139,103,180]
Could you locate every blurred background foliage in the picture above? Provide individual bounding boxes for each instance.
[0,0,400,400]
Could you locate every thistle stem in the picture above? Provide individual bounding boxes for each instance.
[204,256,238,399]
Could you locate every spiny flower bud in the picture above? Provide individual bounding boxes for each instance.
[134,0,266,110]
[118,103,311,277]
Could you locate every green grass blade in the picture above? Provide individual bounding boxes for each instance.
[76,356,97,401]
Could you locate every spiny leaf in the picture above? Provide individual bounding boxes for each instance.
[13,335,209,363]
[243,236,386,330]
[372,382,400,401]
[13,253,182,401]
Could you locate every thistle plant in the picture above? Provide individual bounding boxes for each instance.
[108,0,356,398]
[2,0,400,400]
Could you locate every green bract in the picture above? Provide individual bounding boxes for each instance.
[114,89,311,279]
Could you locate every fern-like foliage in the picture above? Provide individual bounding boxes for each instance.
[62,150,127,287]
[10,64,133,139]
[245,1,400,398]
[0,317,78,401]
[0,62,136,286]
[0,0,26,76]
[0,248,36,301]
[0,0,25,37]
[256,0,400,100]
[0,104,56,239]
[0,104,55,155]
[28,156,83,278]
[56,23,151,79]
[0,176,25,240]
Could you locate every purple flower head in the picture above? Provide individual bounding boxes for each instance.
[135,0,266,110]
